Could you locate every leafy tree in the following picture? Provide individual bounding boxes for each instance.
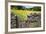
[11,5,25,10]
[32,6,41,11]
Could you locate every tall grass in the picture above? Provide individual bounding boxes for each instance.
[11,9,40,21]
[11,9,32,21]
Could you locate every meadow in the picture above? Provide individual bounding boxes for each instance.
[11,9,40,21]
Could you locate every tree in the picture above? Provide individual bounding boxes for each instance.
[11,5,26,10]
[32,6,41,11]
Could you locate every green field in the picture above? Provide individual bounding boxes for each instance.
[11,9,40,21]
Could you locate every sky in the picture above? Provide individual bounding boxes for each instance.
[23,5,34,8]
